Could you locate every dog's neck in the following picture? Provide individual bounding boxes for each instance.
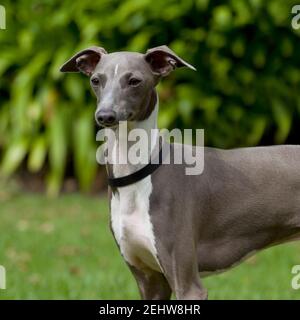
[107,91,159,179]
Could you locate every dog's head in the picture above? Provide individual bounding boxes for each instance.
[60,45,195,127]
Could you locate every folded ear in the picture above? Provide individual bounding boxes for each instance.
[144,45,196,77]
[60,46,107,76]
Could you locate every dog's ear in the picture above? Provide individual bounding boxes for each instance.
[144,45,196,77]
[60,46,107,76]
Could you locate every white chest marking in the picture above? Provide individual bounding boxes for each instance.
[110,177,162,272]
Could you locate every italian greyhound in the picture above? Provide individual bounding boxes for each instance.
[60,45,300,300]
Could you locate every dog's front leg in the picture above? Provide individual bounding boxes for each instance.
[128,264,172,300]
[158,241,208,300]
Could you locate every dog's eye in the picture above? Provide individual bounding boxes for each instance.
[128,77,142,86]
[91,77,100,86]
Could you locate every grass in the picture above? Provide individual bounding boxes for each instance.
[0,192,300,299]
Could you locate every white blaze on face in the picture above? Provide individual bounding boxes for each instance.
[114,64,119,77]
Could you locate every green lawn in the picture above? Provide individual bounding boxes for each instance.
[0,192,300,299]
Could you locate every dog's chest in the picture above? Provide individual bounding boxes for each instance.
[110,177,161,272]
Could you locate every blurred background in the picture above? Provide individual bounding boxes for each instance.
[1,0,300,299]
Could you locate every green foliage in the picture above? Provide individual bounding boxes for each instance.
[0,0,300,194]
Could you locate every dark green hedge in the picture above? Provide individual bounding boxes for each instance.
[0,0,299,194]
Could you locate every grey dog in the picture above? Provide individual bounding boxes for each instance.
[61,45,300,299]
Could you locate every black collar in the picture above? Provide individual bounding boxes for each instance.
[107,142,164,188]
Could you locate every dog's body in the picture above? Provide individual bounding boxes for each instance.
[108,115,300,300]
[61,45,300,299]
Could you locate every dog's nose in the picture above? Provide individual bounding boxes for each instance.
[95,110,117,126]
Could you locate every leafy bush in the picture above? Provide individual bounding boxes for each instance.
[0,0,300,194]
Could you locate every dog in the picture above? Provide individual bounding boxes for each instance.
[60,45,300,299]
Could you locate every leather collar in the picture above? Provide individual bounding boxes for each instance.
[107,140,164,188]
